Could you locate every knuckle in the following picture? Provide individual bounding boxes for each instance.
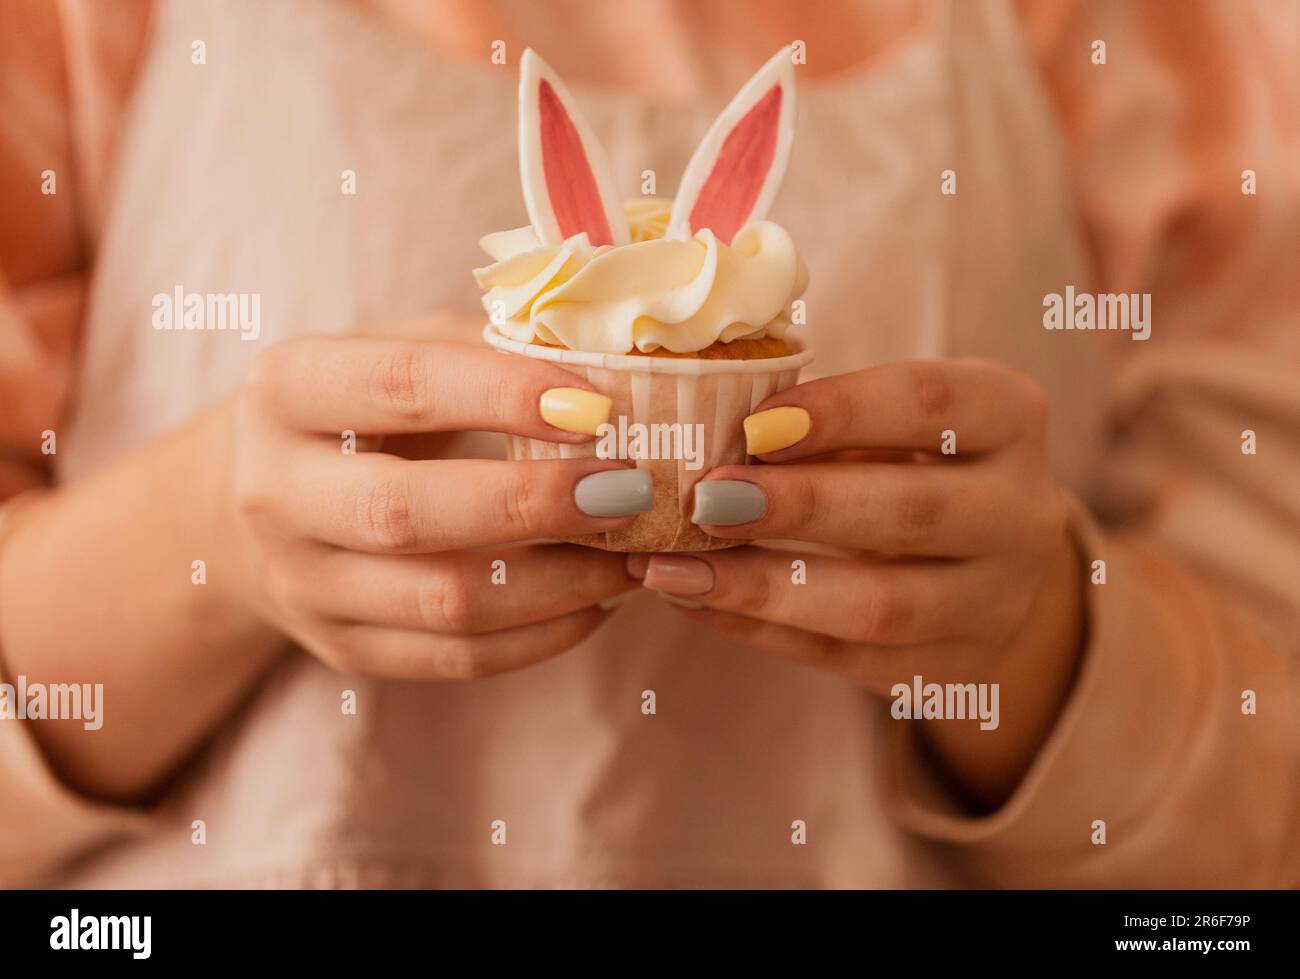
[501,472,540,539]
[909,363,954,421]
[896,486,945,537]
[232,479,273,522]
[790,473,822,530]
[231,465,284,531]
[417,574,477,634]
[358,477,418,550]
[371,347,430,421]
[823,380,863,436]
[484,366,520,428]
[855,587,914,643]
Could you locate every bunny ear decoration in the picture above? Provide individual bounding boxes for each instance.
[519,49,628,248]
[668,47,796,246]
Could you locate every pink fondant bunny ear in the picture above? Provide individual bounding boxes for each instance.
[519,49,628,248]
[669,47,796,245]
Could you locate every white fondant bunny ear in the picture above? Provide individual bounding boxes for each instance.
[519,49,628,248]
[669,46,796,245]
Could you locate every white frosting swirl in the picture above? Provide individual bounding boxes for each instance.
[474,199,807,354]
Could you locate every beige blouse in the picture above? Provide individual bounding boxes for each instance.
[1,0,1297,887]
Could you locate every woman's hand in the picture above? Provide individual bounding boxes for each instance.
[226,335,648,680]
[0,330,647,800]
[638,358,1086,806]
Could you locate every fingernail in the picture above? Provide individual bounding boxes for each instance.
[575,469,653,517]
[656,592,703,610]
[692,480,766,526]
[626,553,650,579]
[644,555,714,596]
[744,406,810,454]
[540,387,612,435]
[598,592,630,611]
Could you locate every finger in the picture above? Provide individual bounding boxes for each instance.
[305,606,609,681]
[249,335,611,440]
[245,450,651,553]
[658,603,941,694]
[693,461,1027,556]
[302,545,637,633]
[642,548,1015,645]
[744,358,1049,460]
[661,604,853,674]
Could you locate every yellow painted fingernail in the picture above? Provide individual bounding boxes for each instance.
[540,387,612,435]
[744,406,810,454]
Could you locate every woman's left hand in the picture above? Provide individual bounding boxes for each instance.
[637,359,1088,806]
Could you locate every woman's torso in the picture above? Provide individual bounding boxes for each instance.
[57,0,1103,887]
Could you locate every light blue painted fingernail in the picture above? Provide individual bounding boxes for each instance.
[656,592,703,609]
[598,593,630,611]
[692,480,766,526]
[575,469,653,517]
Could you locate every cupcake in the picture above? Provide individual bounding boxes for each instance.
[475,47,812,551]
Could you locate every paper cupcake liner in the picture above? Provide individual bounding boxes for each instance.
[483,324,814,551]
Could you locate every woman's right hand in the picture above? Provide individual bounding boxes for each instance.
[226,335,647,680]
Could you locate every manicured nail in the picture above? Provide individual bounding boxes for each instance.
[692,480,766,526]
[626,553,650,580]
[644,555,714,596]
[540,387,612,435]
[598,592,630,611]
[744,405,810,454]
[656,592,703,610]
[575,469,653,517]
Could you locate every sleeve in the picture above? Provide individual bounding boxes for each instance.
[0,0,88,501]
[879,0,1300,886]
[0,0,156,886]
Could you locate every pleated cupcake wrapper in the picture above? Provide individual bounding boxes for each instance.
[483,324,814,551]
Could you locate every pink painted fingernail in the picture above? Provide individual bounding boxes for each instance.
[626,553,650,580]
[643,555,714,596]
